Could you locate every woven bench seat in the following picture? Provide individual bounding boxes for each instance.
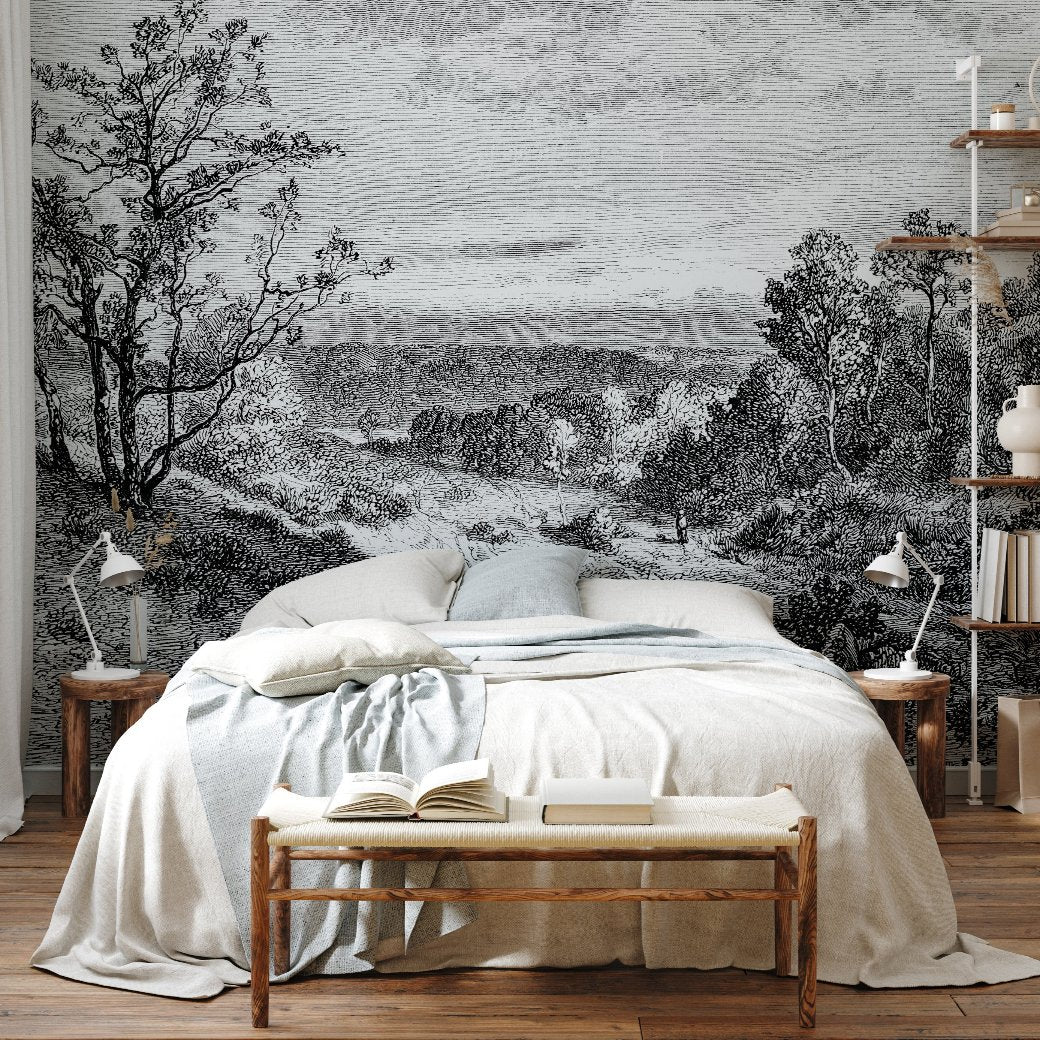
[267,788,808,850]
[250,784,818,1030]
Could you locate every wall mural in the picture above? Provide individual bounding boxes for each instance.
[29,0,1040,768]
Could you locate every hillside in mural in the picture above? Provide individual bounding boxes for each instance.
[29,0,1040,767]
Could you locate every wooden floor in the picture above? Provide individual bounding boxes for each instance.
[1,797,1039,1039]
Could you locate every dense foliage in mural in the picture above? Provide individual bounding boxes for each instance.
[32,0,391,511]
[29,0,1040,767]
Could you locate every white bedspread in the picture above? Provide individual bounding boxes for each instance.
[32,618,1040,997]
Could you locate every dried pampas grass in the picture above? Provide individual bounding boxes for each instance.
[948,235,1011,324]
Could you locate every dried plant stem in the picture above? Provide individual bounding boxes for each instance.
[948,235,1011,323]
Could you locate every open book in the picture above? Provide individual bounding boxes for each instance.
[324,757,508,821]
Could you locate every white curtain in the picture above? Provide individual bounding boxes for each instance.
[0,0,35,840]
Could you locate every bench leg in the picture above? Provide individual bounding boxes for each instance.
[251,817,270,1028]
[797,816,817,1029]
[774,848,792,976]
[272,845,291,975]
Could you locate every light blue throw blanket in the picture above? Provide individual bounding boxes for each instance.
[186,667,485,979]
[428,620,861,690]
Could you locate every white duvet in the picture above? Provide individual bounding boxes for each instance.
[32,618,1040,997]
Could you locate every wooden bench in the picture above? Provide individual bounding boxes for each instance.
[250,784,817,1029]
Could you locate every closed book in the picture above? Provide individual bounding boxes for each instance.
[981,221,1040,238]
[1007,535,1018,622]
[1014,531,1040,622]
[1018,534,1030,622]
[1029,533,1040,623]
[975,528,992,620]
[991,530,1009,623]
[542,777,653,825]
[978,529,1007,623]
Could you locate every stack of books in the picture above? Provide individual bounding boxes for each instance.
[980,198,1040,239]
[977,528,1040,622]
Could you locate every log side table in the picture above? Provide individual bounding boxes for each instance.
[60,671,169,818]
[849,671,950,819]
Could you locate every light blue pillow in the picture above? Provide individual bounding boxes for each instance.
[449,546,588,621]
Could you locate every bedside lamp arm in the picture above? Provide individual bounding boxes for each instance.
[901,536,942,585]
[66,532,111,664]
[901,536,945,659]
[910,573,944,658]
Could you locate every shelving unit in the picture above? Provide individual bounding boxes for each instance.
[876,236,1040,251]
[950,616,1040,632]
[950,129,1040,149]
[877,55,1040,806]
[950,475,1040,487]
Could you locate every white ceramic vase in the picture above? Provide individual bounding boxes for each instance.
[998,385,1040,477]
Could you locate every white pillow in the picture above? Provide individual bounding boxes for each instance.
[578,578,789,644]
[190,619,469,697]
[239,550,465,633]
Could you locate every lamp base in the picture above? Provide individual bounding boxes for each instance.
[71,666,141,682]
[862,666,933,681]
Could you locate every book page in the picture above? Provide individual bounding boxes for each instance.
[416,757,492,800]
[327,771,417,813]
[417,789,508,821]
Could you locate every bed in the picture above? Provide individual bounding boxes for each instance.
[31,549,1040,998]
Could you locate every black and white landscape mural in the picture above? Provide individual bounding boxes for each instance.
[29,0,1040,768]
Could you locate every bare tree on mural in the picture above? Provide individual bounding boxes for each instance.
[870,209,969,432]
[31,0,391,509]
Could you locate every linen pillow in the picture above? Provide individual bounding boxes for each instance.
[190,619,469,697]
[578,577,789,644]
[449,545,588,621]
[239,550,465,633]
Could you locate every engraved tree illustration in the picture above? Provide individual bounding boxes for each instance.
[870,209,969,433]
[757,229,873,482]
[31,0,391,509]
[542,417,579,523]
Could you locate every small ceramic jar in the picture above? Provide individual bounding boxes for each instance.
[991,104,1016,130]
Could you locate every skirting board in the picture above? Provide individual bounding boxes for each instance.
[22,764,998,798]
[22,765,104,798]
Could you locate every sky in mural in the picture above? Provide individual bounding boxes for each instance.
[32,0,1039,353]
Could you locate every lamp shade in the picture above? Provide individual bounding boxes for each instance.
[864,549,910,589]
[98,543,145,588]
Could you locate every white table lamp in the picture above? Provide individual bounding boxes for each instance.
[862,531,944,681]
[67,530,145,681]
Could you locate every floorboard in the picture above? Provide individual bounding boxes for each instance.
[0,796,1038,1039]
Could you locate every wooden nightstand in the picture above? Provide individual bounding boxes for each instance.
[849,671,950,819]
[60,671,169,818]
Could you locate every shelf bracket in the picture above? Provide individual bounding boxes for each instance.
[955,54,981,82]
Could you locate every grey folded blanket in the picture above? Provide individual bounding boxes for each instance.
[428,620,861,690]
[186,667,485,979]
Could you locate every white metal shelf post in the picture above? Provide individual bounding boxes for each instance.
[955,53,984,805]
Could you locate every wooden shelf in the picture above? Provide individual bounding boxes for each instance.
[876,235,1040,252]
[951,475,1040,487]
[950,616,1040,631]
[950,129,1040,149]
